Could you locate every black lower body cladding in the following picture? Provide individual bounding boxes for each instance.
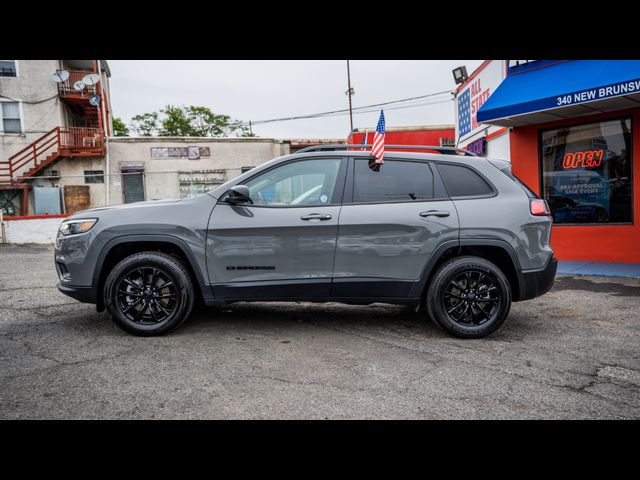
[518,257,558,301]
[57,283,97,303]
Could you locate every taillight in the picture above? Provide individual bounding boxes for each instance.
[530,198,551,216]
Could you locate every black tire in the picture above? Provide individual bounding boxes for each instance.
[103,251,195,336]
[426,256,511,339]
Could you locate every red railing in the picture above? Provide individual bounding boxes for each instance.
[56,70,97,97]
[0,127,103,184]
[0,128,60,184]
[60,127,103,152]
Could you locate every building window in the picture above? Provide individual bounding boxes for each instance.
[241,166,253,173]
[540,117,633,225]
[0,60,17,77]
[0,102,22,133]
[84,170,105,184]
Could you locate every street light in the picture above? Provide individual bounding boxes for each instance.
[452,66,469,85]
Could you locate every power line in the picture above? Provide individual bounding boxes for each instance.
[123,90,454,132]
[244,89,453,126]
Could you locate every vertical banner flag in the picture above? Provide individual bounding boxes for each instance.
[369,110,385,171]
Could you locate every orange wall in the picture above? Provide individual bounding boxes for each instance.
[510,108,640,263]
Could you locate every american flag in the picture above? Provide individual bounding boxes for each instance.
[369,110,385,171]
[361,131,368,150]
[458,89,471,137]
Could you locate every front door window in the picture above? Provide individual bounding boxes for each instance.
[244,158,342,206]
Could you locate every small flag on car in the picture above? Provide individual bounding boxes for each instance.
[361,131,368,150]
[369,110,385,171]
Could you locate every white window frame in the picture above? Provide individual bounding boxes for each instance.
[0,60,18,78]
[0,99,25,135]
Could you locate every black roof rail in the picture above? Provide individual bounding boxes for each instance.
[295,144,477,156]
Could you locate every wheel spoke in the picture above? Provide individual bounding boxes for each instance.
[156,293,177,299]
[132,302,147,322]
[123,278,141,290]
[149,303,159,322]
[123,298,143,314]
[476,302,492,317]
[118,288,142,297]
[445,292,463,299]
[446,302,465,314]
[154,300,171,316]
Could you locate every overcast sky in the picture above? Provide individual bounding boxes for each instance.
[108,60,484,139]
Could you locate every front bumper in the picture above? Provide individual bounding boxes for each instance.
[57,283,97,304]
[517,257,558,301]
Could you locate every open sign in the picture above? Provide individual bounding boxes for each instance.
[562,150,605,169]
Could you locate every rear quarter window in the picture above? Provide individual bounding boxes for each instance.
[436,163,494,198]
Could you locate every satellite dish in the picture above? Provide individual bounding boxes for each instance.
[51,70,69,83]
[89,94,101,106]
[73,80,85,92]
[82,73,101,86]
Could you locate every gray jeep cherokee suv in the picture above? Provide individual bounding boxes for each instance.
[55,145,557,338]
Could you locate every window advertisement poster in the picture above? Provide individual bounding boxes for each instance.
[540,118,632,224]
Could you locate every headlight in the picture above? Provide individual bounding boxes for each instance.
[58,218,98,236]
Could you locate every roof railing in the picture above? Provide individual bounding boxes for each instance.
[296,144,476,156]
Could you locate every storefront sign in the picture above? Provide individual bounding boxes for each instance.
[456,61,506,143]
[556,80,640,107]
[151,147,211,159]
[562,150,605,169]
[466,137,486,156]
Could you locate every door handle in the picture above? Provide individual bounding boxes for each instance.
[419,210,450,218]
[301,213,332,221]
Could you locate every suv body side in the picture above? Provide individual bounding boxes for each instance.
[55,150,555,310]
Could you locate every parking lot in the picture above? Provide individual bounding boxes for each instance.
[1,243,639,419]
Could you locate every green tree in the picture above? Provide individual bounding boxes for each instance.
[129,105,253,138]
[131,112,159,136]
[159,105,194,136]
[112,117,130,136]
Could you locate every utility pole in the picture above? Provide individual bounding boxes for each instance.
[346,60,354,132]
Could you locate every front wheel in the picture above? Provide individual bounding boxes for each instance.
[426,256,511,338]
[104,251,195,336]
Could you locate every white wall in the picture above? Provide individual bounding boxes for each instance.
[3,217,64,244]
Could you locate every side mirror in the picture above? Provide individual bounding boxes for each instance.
[226,185,252,204]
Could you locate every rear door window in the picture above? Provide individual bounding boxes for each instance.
[436,163,493,197]
[353,159,433,203]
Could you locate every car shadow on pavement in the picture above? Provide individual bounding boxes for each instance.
[185,301,448,338]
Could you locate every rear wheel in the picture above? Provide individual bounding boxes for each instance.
[104,251,195,336]
[426,256,511,338]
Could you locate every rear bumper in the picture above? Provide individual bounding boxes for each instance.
[516,257,557,301]
[57,283,97,304]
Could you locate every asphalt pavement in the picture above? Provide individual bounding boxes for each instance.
[1,244,639,419]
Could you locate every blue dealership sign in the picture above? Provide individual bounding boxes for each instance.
[477,60,640,123]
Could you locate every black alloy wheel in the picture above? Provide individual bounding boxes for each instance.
[104,251,195,336]
[116,267,178,325]
[426,256,511,338]
[443,269,501,326]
